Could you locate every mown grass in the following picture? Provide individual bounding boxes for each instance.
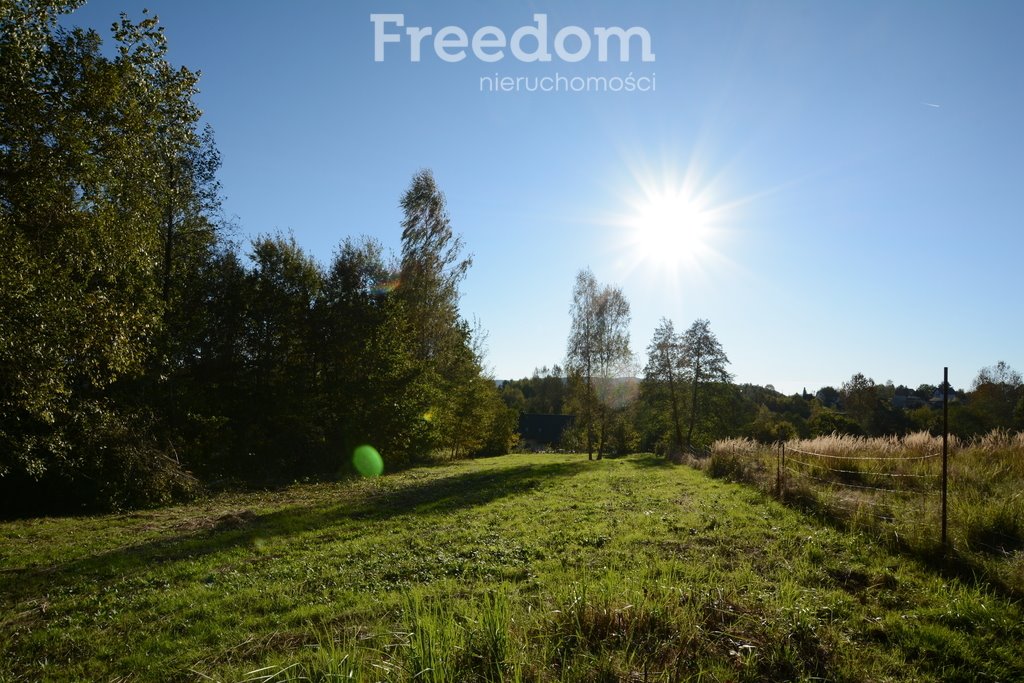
[2,452,1023,681]
[709,431,1024,598]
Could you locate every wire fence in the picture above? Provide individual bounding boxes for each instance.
[777,443,948,540]
[771,368,956,546]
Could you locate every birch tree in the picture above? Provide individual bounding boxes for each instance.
[566,269,633,460]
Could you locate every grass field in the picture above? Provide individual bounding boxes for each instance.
[2,452,1023,681]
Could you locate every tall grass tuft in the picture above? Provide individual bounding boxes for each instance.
[403,592,465,683]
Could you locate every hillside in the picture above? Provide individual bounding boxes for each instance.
[2,453,1022,681]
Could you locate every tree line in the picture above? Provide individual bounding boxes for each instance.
[502,269,1023,457]
[0,3,514,514]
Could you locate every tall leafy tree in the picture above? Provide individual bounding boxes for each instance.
[565,269,633,459]
[0,1,213,508]
[566,270,600,457]
[969,361,1023,432]
[398,169,472,365]
[642,318,686,456]
[836,372,901,436]
[396,170,506,459]
[679,319,731,449]
[167,246,250,476]
[318,237,432,470]
[241,235,325,475]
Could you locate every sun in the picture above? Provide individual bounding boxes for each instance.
[602,153,739,290]
[617,178,721,279]
[628,189,711,269]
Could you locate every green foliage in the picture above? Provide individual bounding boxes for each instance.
[605,406,641,456]
[679,319,732,449]
[835,373,913,437]
[908,405,941,434]
[746,405,798,443]
[499,366,567,415]
[641,318,687,455]
[564,269,634,459]
[959,361,1024,435]
[0,2,212,508]
[477,406,520,457]
[398,169,471,365]
[2,8,507,515]
[808,405,862,437]
[395,171,510,461]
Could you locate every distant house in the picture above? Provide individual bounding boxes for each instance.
[928,387,960,409]
[518,413,574,451]
[892,395,929,410]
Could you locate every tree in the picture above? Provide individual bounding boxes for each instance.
[815,386,841,409]
[565,269,633,459]
[642,318,686,456]
[974,361,1023,389]
[0,2,214,509]
[837,372,908,436]
[808,405,862,437]
[165,246,250,476]
[396,170,507,460]
[747,405,798,443]
[398,169,472,365]
[840,373,877,431]
[242,235,326,475]
[318,237,432,470]
[500,366,568,415]
[679,319,732,449]
[969,361,1023,432]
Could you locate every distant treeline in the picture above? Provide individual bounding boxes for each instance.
[501,363,1024,454]
[0,4,514,515]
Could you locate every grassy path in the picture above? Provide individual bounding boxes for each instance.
[1,453,1021,681]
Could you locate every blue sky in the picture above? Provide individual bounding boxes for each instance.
[65,1,1024,395]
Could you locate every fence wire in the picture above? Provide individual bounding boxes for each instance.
[783,465,937,496]
[779,442,947,541]
[786,456,938,479]
[786,446,941,462]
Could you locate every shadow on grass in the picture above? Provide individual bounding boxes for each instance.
[770,482,1024,602]
[0,459,588,600]
[625,454,676,469]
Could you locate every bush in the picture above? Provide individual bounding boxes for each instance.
[0,410,200,516]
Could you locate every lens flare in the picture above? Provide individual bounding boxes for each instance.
[371,279,401,296]
[353,444,384,477]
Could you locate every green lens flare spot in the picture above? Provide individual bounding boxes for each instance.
[353,445,384,477]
